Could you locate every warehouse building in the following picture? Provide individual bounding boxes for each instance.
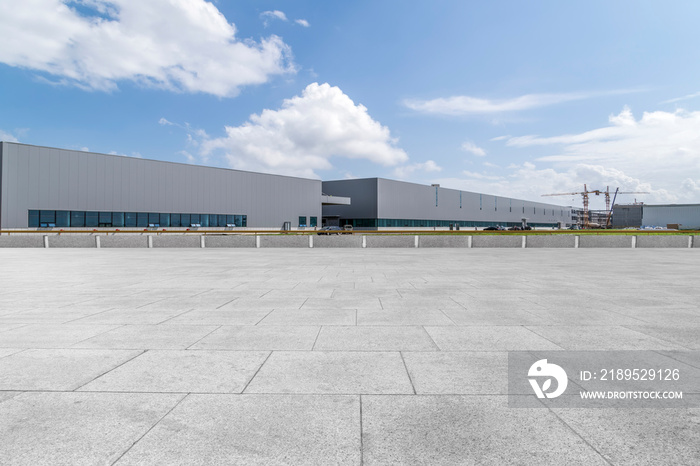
[0,142,322,229]
[613,203,700,229]
[1,141,572,230]
[321,178,572,229]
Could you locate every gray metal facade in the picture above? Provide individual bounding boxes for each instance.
[0,142,321,229]
[322,178,572,227]
[642,204,700,229]
[612,204,643,228]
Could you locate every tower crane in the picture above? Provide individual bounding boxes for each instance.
[542,185,648,229]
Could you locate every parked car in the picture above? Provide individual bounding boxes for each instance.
[317,226,344,235]
[483,225,503,231]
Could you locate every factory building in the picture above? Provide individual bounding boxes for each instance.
[613,203,700,229]
[0,142,322,230]
[0,142,573,230]
[321,178,572,229]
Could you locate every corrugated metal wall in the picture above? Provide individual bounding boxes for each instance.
[322,178,572,225]
[642,205,700,229]
[0,142,321,229]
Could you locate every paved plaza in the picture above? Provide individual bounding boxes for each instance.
[0,248,699,465]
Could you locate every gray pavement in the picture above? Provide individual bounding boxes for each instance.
[0,248,699,465]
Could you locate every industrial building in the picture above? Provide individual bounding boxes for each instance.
[0,142,322,230]
[613,203,700,229]
[321,178,572,229]
[0,141,575,230]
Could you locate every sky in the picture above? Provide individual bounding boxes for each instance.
[1,0,700,210]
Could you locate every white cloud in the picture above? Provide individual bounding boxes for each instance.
[661,91,700,104]
[0,129,19,142]
[0,0,295,97]
[461,141,486,157]
[393,160,441,179]
[295,19,310,27]
[261,10,287,26]
[501,107,700,203]
[403,89,640,116]
[200,83,408,178]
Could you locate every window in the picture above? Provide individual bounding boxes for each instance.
[241,215,247,227]
[137,213,149,227]
[86,212,98,227]
[181,214,190,227]
[310,216,317,227]
[70,211,85,227]
[55,211,70,227]
[190,214,200,226]
[200,214,209,227]
[99,212,112,227]
[148,213,159,226]
[171,214,181,227]
[234,215,243,227]
[218,215,226,227]
[125,212,137,227]
[159,213,170,227]
[298,216,307,227]
[28,210,39,227]
[40,210,56,227]
[112,212,125,227]
[226,215,235,226]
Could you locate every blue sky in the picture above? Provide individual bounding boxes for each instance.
[2,0,700,209]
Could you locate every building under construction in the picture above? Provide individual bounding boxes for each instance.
[612,203,700,229]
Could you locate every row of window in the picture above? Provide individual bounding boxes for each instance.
[28,210,247,228]
[298,216,318,228]
[340,218,560,228]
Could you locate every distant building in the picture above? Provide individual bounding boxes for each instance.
[322,178,572,229]
[613,203,700,229]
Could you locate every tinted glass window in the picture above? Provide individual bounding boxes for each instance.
[55,211,70,227]
[298,216,306,227]
[99,212,112,226]
[148,213,159,226]
[112,212,125,227]
[70,211,85,227]
[28,210,39,227]
[200,214,209,227]
[180,214,190,226]
[40,210,56,224]
[137,213,149,227]
[125,212,137,227]
[310,216,317,227]
[85,212,98,227]
[171,214,180,227]
[159,213,170,227]
[241,215,247,227]
[190,214,200,225]
[218,215,226,226]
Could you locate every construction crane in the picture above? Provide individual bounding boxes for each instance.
[542,185,648,229]
[602,186,649,227]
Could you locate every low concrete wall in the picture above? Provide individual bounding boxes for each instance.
[151,235,201,248]
[100,235,149,248]
[526,235,576,248]
[693,236,700,248]
[204,235,256,248]
[419,236,470,248]
[0,235,45,248]
[313,235,363,248]
[259,235,310,248]
[636,235,690,248]
[579,235,632,248]
[472,235,522,248]
[49,235,96,248]
[365,235,415,248]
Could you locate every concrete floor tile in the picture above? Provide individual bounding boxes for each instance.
[302,297,383,310]
[554,408,700,466]
[362,395,609,465]
[228,297,308,310]
[115,394,360,466]
[0,324,120,348]
[377,297,465,310]
[403,352,509,394]
[425,326,563,351]
[0,324,25,332]
[0,308,108,324]
[314,326,438,351]
[623,325,700,350]
[0,348,25,358]
[526,308,650,326]
[527,325,686,350]
[357,309,454,326]
[0,392,183,466]
[191,325,319,350]
[0,349,142,390]
[165,309,272,325]
[442,308,548,326]
[80,350,269,393]
[259,309,356,326]
[72,324,219,349]
[244,351,414,394]
[70,308,190,325]
[0,391,21,404]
